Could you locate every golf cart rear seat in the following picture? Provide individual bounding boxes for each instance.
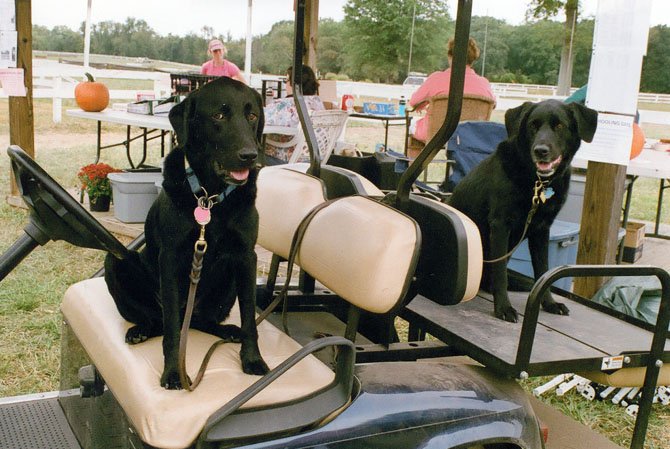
[61,167,421,449]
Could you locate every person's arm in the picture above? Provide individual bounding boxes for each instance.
[227,61,247,84]
[233,72,247,84]
[200,61,209,75]
[409,71,441,110]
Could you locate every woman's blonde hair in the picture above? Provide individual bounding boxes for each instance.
[447,37,480,66]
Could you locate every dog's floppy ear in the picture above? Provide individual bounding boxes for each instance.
[168,96,194,147]
[566,102,598,143]
[504,101,533,139]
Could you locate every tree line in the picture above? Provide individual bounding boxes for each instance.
[32,9,670,94]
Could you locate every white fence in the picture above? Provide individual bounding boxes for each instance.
[3,60,670,124]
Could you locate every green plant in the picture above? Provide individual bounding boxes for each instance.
[77,163,121,199]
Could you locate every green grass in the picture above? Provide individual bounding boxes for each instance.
[522,376,670,449]
[1,98,670,447]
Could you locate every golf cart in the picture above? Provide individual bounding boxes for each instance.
[1,2,669,449]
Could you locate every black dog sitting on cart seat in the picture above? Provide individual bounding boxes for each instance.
[449,99,598,323]
[105,77,269,389]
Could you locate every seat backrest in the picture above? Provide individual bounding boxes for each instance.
[426,94,496,141]
[289,109,349,164]
[256,166,327,259]
[297,196,421,314]
[397,193,483,305]
[256,167,420,315]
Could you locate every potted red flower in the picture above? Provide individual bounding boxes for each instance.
[77,163,121,212]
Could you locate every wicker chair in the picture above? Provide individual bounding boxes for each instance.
[265,109,349,164]
[407,93,496,157]
[425,93,496,141]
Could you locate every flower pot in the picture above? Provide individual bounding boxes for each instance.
[89,194,111,212]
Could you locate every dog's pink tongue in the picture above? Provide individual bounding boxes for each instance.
[229,169,249,181]
[537,156,562,171]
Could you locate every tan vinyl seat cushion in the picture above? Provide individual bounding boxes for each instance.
[61,277,334,449]
[427,198,483,302]
[298,196,420,314]
[256,166,327,259]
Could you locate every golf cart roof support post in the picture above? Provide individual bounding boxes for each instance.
[395,0,472,210]
[292,0,321,178]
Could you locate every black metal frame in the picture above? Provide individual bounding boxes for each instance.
[94,121,169,169]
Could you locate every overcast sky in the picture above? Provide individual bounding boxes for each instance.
[30,0,668,39]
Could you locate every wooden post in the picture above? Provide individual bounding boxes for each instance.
[8,0,35,196]
[573,161,627,297]
[304,0,318,70]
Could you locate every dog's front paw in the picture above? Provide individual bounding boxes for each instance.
[215,324,243,343]
[125,325,150,344]
[496,306,519,323]
[543,301,570,316]
[242,355,270,376]
[160,370,186,390]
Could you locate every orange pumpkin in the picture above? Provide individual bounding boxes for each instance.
[630,122,645,160]
[75,72,110,112]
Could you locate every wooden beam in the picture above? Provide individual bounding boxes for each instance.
[573,161,627,297]
[304,0,318,70]
[8,0,35,196]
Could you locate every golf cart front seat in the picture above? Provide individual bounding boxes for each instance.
[61,168,421,449]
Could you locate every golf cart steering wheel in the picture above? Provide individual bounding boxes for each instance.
[1,146,132,281]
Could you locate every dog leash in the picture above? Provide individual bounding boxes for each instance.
[483,178,554,264]
[178,174,237,391]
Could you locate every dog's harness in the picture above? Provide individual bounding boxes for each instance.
[483,177,554,264]
[178,169,238,391]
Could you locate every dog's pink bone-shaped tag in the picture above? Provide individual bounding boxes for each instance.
[194,206,211,225]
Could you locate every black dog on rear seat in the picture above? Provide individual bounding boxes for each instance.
[449,99,598,323]
[104,77,269,389]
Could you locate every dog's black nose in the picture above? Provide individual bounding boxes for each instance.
[533,144,550,158]
[238,147,258,162]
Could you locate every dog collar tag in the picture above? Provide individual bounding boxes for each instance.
[194,206,211,226]
[544,187,555,200]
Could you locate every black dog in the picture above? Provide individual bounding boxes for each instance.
[105,77,269,389]
[449,99,598,322]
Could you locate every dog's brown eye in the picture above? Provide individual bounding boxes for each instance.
[212,112,225,120]
[555,123,564,130]
[248,113,258,122]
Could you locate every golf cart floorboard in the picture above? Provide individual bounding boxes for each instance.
[402,290,670,377]
[0,394,81,449]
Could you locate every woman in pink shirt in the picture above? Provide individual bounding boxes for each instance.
[201,39,247,84]
[409,37,495,142]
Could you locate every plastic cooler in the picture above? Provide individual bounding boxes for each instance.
[108,172,163,223]
[509,220,580,291]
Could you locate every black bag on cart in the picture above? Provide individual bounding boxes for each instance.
[326,151,408,191]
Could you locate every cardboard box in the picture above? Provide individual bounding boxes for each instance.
[622,244,644,263]
[127,100,157,115]
[108,172,163,223]
[363,102,397,116]
[623,221,645,248]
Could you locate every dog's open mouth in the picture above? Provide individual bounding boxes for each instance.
[214,162,250,185]
[535,156,562,177]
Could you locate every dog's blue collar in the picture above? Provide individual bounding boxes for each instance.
[185,167,237,204]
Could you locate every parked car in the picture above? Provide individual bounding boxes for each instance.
[403,72,427,87]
